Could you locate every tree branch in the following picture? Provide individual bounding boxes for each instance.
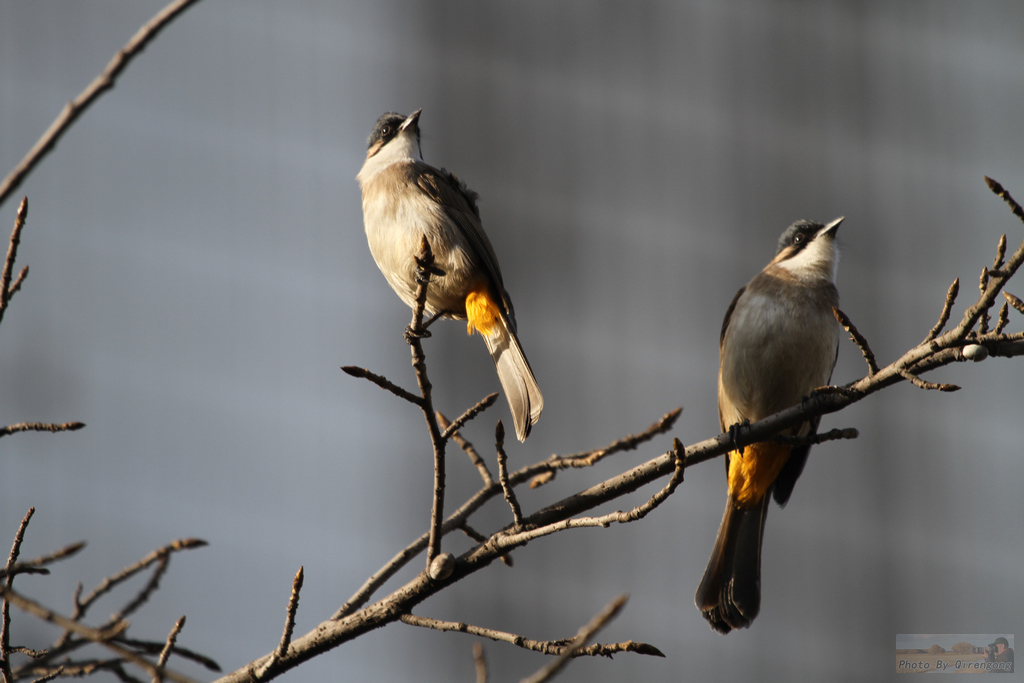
[399,608,662,661]
[185,177,1024,682]
[0,421,86,440]
[495,421,524,528]
[0,0,206,208]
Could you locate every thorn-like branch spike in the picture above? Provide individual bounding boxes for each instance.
[925,278,960,343]
[834,307,879,375]
[985,176,1024,223]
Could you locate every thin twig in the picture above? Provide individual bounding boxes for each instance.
[153,616,186,681]
[340,367,421,405]
[834,307,879,375]
[406,236,448,568]
[472,643,487,683]
[0,421,86,439]
[995,302,1010,334]
[0,0,206,208]
[5,266,27,301]
[72,540,207,627]
[897,366,960,392]
[458,524,511,567]
[440,393,499,441]
[993,234,1008,270]
[106,638,219,673]
[276,567,303,659]
[530,407,681,488]
[978,267,991,334]
[925,278,960,343]
[773,427,859,446]
[29,665,64,683]
[0,585,200,683]
[437,413,493,486]
[2,508,35,683]
[0,541,86,580]
[0,199,28,329]
[519,595,629,683]
[508,441,685,542]
[253,567,304,680]
[399,608,662,661]
[495,421,523,527]
[985,176,1024,224]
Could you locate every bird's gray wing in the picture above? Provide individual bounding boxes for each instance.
[414,164,517,325]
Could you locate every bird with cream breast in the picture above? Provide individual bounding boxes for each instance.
[357,110,543,441]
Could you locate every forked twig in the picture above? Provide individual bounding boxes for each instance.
[0,199,28,329]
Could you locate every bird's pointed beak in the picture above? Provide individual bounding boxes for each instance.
[401,109,422,132]
[818,216,844,238]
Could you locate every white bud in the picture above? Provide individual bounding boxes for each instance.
[962,344,988,362]
[428,552,455,581]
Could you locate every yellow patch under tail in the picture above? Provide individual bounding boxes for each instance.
[465,287,501,337]
[727,441,791,508]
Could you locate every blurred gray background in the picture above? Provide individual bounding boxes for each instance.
[1,1,1022,681]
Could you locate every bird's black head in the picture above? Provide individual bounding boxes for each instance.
[366,110,421,156]
[770,217,843,280]
[775,220,826,257]
[367,112,407,150]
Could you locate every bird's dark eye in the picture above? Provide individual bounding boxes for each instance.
[793,233,805,246]
[381,125,392,138]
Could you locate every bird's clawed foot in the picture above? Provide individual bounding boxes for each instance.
[727,419,751,454]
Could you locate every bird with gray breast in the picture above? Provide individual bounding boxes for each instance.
[695,217,843,633]
[357,109,543,441]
